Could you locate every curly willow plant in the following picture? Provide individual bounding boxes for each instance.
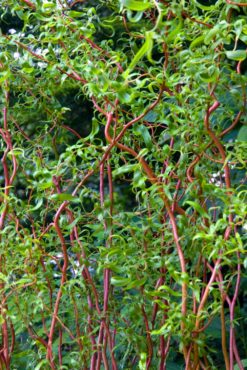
[0,0,246,369]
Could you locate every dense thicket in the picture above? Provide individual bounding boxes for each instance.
[0,0,246,369]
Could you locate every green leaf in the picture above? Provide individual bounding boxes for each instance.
[123,31,154,78]
[7,148,25,157]
[0,273,8,282]
[50,194,80,202]
[112,164,138,176]
[33,13,52,21]
[38,181,53,190]
[135,125,152,149]
[43,2,56,8]
[125,277,146,290]
[126,10,143,23]
[69,11,84,18]
[234,19,244,39]
[83,117,99,140]
[14,277,33,286]
[138,353,147,370]
[193,233,214,241]
[198,66,219,83]
[158,285,181,297]
[117,90,132,104]
[111,276,131,287]
[30,198,43,211]
[193,0,217,10]
[22,67,34,74]
[166,17,183,43]
[244,258,247,269]
[144,110,157,123]
[0,70,11,83]
[65,217,80,230]
[234,359,247,370]
[237,126,247,141]
[204,25,220,45]
[190,35,205,50]
[34,359,50,370]
[185,201,210,219]
[121,0,152,11]
[226,50,247,61]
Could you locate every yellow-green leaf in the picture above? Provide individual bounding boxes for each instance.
[121,0,152,11]
[123,31,153,78]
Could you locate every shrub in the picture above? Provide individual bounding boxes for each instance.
[0,0,246,368]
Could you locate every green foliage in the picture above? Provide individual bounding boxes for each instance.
[0,0,246,369]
